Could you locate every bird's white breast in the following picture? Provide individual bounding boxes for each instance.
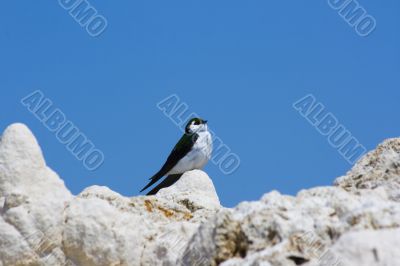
[167,131,213,175]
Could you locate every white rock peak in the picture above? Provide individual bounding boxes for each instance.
[0,123,400,266]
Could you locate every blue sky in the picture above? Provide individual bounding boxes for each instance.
[1,1,399,207]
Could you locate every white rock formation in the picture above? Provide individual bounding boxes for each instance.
[0,123,220,266]
[0,123,72,266]
[328,228,400,266]
[1,123,400,266]
[62,172,220,266]
[334,138,400,202]
[183,138,400,266]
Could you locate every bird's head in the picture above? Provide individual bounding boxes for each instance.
[185,118,208,134]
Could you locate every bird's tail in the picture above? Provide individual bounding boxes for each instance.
[140,172,164,192]
[146,174,182,195]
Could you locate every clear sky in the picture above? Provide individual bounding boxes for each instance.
[1,1,399,207]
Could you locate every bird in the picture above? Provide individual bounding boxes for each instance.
[140,118,212,195]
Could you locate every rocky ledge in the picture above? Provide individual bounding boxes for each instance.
[0,123,400,266]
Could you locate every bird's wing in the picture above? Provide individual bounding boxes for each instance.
[146,174,183,195]
[140,133,198,192]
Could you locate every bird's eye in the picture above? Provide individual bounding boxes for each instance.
[194,121,200,125]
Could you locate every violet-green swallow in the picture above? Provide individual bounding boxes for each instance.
[140,118,212,195]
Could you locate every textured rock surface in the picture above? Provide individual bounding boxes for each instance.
[0,123,220,266]
[328,228,400,266]
[0,123,72,266]
[334,138,400,202]
[1,123,400,266]
[62,171,220,266]
[183,137,400,266]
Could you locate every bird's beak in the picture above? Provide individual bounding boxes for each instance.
[204,120,208,124]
